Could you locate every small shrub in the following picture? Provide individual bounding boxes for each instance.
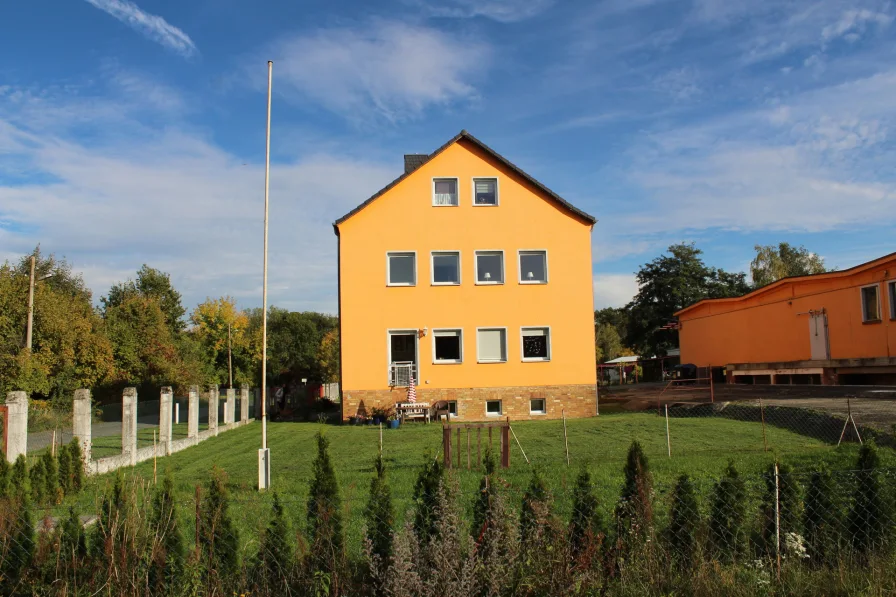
[520,469,551,545]
[67,439,84,492]
[569,466,605,561]
[0,455,9,498]
[90,473,128,569]
[199,467,240,582]
[365,453,394,567]
[29,457,46,505]
[412,455,444,545]
[615,440,653,541]
[709,461,747,562]
[848,441,891,554]
[56,443,72,494]
[1,494,35,583]
[803,467,840,564]
[760,462,801,556]
[149,471,184,593]
[472,449,499,545]
[253,492,294,594]
[667,473,700,564]
[307,431,343,578]
[10,455,28,498]
[41,451,61,505]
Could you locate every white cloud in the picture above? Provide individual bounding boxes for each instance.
[418,0,555,22]
[593,274,639,309]
[822,9,892,42]
[267,21,490,123]
[83,0,197,58]
[0,82,395,313]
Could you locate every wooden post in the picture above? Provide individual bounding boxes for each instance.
[665,404,671,458]
[848,399,863,445]
[467,427,471,471]
[153,430,157,485]
[51,429,56,458]
[443,425,451,469]
[501,418,510,468]
[562,409,570,467]
[456,427,461,469]
[760,398,769,452]
[195,485,201,547]
[379,423,383,455]
[489,426,493,452]
[477,427,481,468]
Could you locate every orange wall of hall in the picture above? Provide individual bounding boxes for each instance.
[337,139,597,392]
[679,259,896,367]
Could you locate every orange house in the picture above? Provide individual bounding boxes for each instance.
[676,252,896,385]
[333,131,598,421]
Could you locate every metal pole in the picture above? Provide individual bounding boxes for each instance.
[258,60,273,491]
[26,256,35,351]
[774,461,781,581]
[665,404,671,457]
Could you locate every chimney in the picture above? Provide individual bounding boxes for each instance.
[404,154,428,174]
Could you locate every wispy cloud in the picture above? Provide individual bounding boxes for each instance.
[415,0,555,22]
[268,20,490,123]
[822,9,892,42]
[83,0,197,58]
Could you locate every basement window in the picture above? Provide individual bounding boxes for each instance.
[486,400,502,416]
[861,285,880,322]
[530,398,546,415]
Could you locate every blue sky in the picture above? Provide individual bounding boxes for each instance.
[1,0,894,314]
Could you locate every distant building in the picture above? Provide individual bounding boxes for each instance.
[676,252,896,385]
[333,131,598,421]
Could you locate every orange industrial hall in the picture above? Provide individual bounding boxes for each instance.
[333,131,598,421]
[676,252,896,385]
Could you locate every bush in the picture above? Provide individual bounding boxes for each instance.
[10,455,28,499]
[520,469,551,545]
[616,440,653,541]
[413,456,444,545]
[42,451,61,505]
[760,462,801,556]
[90,473,128,569]
[569,466,605,562]
[67,439,85,492]
[0,455,9,498]
[667,474,699,564]
[709,461,747,562]
[148,471,184,593]
[253,492,294,594]
[803,467,840,565]
[472,449,499,545]
[199,467,239,583]
[1,494,34,584]
[29,457,46,505]
[57,443,72,494]
[848,441,891,554]
[307,431,343,577]
[365,453,394,567]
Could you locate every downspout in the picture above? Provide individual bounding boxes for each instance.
[334,224,345,420]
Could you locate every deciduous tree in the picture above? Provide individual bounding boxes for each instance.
[750,243,826,289]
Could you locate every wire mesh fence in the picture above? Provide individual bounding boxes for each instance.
[1,440,895,596]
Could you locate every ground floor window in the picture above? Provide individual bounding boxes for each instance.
[433,329,462,363]
[486,400,502,416]
[530,398,546,414]
[861,284,880,322]
[521,327,551,361]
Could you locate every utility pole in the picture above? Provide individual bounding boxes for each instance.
[228,322,233,389]
[258,60,273,491]
[26,256,35,351]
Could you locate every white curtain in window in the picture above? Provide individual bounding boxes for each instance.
[434,180,457,205]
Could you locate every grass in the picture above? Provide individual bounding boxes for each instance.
[40,412,895,553]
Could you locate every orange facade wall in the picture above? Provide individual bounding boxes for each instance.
[678,257,896,367]
[337,139,597,392]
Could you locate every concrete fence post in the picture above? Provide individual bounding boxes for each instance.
[73,389,92,463]
[122,387,138,466]
[240,384,249,423]
[226,388,236,426]
[208,385,219,436]
[188,386,199,439]
[5,391,28,463]
[159,387,173,455]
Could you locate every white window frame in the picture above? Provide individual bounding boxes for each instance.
[386,329,420,384]
[860,283,881,322]
[386,251,417,287]
[485,400,503,417]
[529,398,547,415]
[471,176,499,206]
[889,281,896,320]
[430,251,461,286]
[447,401,458,416]
[476,327,508,363]
[432,328,463,364]
[474,250,505,285]
[432,177,459,207]
[521,326,552,362]
[518,249,549,284]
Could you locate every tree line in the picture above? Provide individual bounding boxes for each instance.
[0,248,340,405]
[596,242,827,361]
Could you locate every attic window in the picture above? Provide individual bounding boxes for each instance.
[433,178,458,206]
[473,178,498,205]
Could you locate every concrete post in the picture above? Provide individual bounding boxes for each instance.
[175,402,180,425]
[122,387,138,466]
[159,387,173,455]
[73,389,92,463]
[240,384,250,422]
[226,388,236,426]
[5,391,28,463]
[188,386,199,438]
[208,385,219,436]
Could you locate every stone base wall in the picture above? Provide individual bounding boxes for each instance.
[342,384,597,421]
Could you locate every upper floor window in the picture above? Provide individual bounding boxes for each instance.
[889,281,896,320]
[387,252,416,286]
[519,250,548,284]
[521,327,551,361]
[475,250,504,284]
[473,178,498,206]
[433,178,458,206]
[432,251,460,285]
[861,284,880,322]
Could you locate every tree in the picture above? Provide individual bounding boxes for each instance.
[318,329,340,384]
[750,243,826,288]
[848,441,890,554]
[254,493,294,593]
[594,307,629,335]
[595,323,623,363]
[149,471,184,593]
[42,451,61,505]
[667,474,699,563]
[569,467,605,559]
[199,468,239,580]
[102,265,186,334]
[412,456,444,544]
[709,462,747,562]
[760,462,801,556]
[616,440,653,541]
[803,467,839,565]
[520,469,552,545]
[307,432,343,575]
[365,453,394,566]
[626,244,748,356]
[189,296,251,386]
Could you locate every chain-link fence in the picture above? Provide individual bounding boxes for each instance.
[2,441,895,596]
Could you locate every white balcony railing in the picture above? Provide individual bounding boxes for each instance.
[389,362,416,387]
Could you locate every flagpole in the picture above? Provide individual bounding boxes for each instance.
[259,60,273,491]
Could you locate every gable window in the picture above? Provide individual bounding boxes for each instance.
[486,400,502,416]
[477,328,507,363]
[475,251,504,284]
[888,281,896,320]
[432,251,460,285]
[387,252,416,286]
[433,329,462,363]
[433,178,458,206]
[519,251,548,284]
[473,178,498,205]
[861,285,880,322]
[530,398,546,415]
[521,327,551,361]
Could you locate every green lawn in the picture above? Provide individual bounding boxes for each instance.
[47,413,895,552]
[90,423,208,459]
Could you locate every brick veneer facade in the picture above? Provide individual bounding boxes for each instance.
[342,384,597,421]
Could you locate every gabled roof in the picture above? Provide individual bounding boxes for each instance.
[675,250,896,317]
[332,130,597,231]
